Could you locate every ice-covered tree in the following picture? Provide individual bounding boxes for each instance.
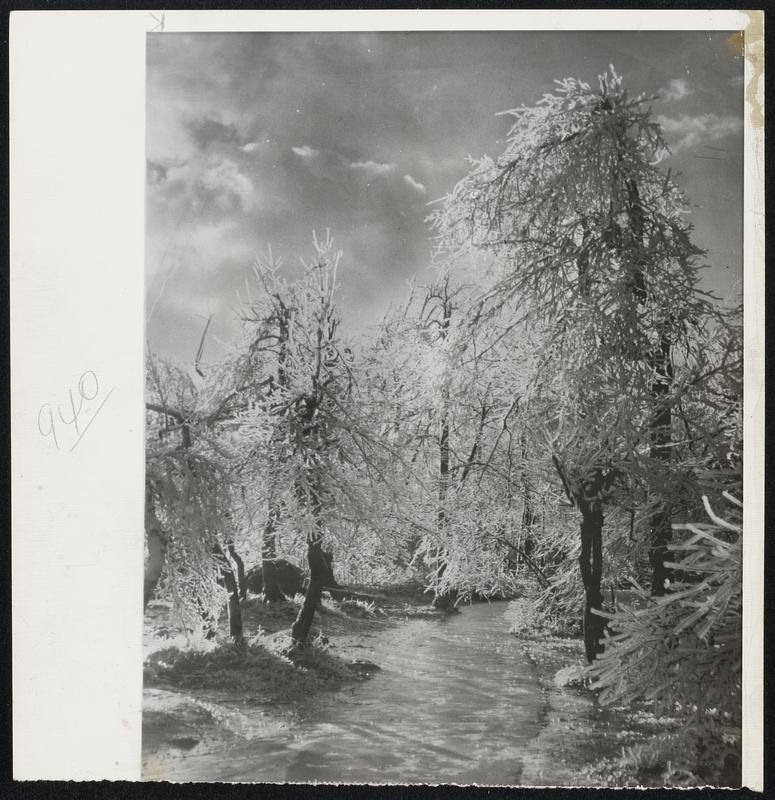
[431,66,738,659]
[373,277,545,605]
[145,353,246,642]
[234,233,411,643]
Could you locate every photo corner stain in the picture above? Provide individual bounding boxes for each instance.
[737,12,764,129]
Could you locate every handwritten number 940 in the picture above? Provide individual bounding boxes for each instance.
[37,370,114,451]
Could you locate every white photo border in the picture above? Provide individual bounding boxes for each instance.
[10,9,763,787]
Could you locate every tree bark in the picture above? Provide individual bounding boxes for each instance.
[439,414,450,523]
[228,544,246,601]
[290,393,329,645]
[291,537,328,644]
[624,177,675,597]
[424,284,459,611]
[215,546,243,643]
[222,566,244,643]
[433,410,458,611]
[320,548,339,588]
[578,472,607,663]
[573,224,607,658]
[143,489,167,611]
[648,331,674,595]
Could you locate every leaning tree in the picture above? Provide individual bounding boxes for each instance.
[236,232,411,644]
[432,67,732,660]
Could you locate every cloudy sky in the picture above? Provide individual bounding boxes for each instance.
[146,30,744,365]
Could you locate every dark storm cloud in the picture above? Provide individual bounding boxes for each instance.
[146,30,744,363]
[185,116,243,150]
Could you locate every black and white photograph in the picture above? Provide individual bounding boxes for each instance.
[140,27,749,786]
[11,10,763,788]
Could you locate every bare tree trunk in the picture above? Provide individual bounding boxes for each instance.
[320,548,338,588]
[227,544,246,601]
[649,332,673,595]
[574,230,607,659]
[291,395,328,644]
[215,546,243,643]
[143,488,167,610]
[433,411,458,611]
[578,471,606,663]
[626,178,675,596]
[222,567,243,643]
[291,537,328,644]
[439,414,449,519]
[432,289,458,611]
